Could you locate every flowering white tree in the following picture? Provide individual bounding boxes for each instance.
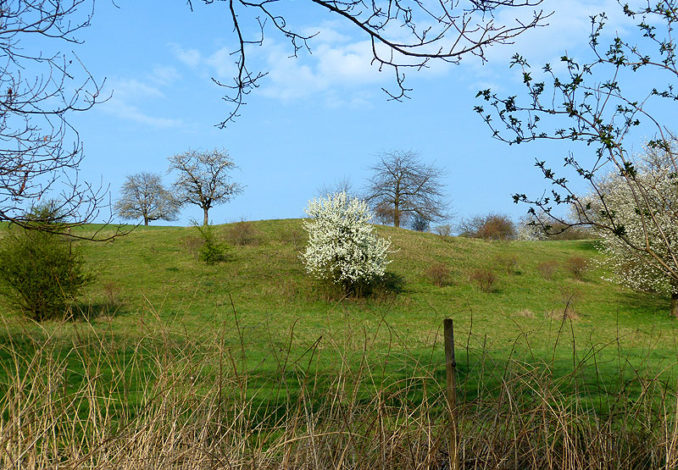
[301,192,391,293]
[584,144,678,317]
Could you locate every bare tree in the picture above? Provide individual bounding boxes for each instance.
[169,150,243,226]
[185,0,548,126]
[115,173,179,226]
[475,2,678,313]
[366,151,447,228]
[0,1,107,235]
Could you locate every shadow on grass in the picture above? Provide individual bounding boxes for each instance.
[70,301,129,321]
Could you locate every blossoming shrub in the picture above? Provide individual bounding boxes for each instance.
[301,192,391,294]
[591,152,678,294]
[583,144,678,316]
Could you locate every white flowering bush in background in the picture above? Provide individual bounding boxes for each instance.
[302,192,391,293]
[583,144,678,315]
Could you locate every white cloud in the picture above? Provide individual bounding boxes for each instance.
[100,74,184,129]
[204,47,237,79]
[256,32,389,105]
[170,42,237,82]
[166,2,635,107]
[149,66,180,85]
[171,44,202,68]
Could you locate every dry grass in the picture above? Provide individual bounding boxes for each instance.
[495,254,519,275]
[565,255,589,280]
[537,260,559,280]
[226,220,262,246]
[2,306,676,470]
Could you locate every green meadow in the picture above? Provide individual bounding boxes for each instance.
[3,220,676,395]
[2,221,677,468]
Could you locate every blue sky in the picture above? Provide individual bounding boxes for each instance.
[61,0,648,227]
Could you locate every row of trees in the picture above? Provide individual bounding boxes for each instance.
[5,0,678,317]
[116,149,449,230]
[116,150,242,226]
[0,0,544,232]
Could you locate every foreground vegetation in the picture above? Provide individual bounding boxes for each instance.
[1,219,677,468]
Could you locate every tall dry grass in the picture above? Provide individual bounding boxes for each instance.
[0,310,677,469]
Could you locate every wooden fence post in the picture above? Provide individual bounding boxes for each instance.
[444,318,460,470]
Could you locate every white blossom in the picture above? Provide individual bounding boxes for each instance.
[301,192,391,289]
[585,145,678,295]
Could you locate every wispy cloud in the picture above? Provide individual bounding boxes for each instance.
[170,43,236,80]
[100,68,184,129]
[166,2,634,108]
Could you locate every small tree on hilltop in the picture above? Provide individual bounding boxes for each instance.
[169,149,243,226]
[301,192,391,294]
[115,172,178,226]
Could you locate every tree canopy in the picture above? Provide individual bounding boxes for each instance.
[366,151,447,228]
[115,173,179,226]
[169,149,243,226]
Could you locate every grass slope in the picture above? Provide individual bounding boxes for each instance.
[1,219,677,403]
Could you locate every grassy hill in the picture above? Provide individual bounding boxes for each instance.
[2,219,677,468]
[3,219,676,379]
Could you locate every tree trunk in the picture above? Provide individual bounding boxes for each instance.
[203,207,209,226]
[672,292,678,319]
[394,200,400,228]
[144,216,149,226]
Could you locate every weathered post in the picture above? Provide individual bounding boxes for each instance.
[444,318,460,470]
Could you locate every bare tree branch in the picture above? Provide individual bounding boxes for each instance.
[0,1,116,239]
[187,0,548,126]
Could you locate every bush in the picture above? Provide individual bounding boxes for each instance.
[460,214,516,240]
[495,254,519,274]
[226,220,261,246]
[410,214,430,232]
[196,225,228,264]
[301,192,391,294]
[0,211,92,321]
[469,268,497,292]
[537,260,559,280]
[565,256,589,280]
[434,224,452,238]
[426,263,451,287]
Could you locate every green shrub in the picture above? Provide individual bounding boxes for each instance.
[0,217,92,321]
[196,225,228,264]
